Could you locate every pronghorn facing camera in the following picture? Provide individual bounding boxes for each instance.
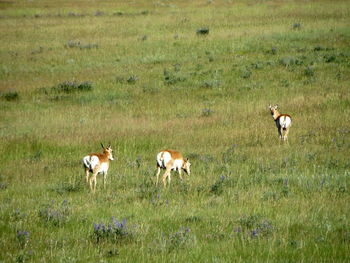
[269,104,292,141]
[82,143,114,192]
[156,150,191,187]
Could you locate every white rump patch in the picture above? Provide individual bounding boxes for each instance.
[83,155,99,171]
[279,116,292,129]
[156,151,183,170]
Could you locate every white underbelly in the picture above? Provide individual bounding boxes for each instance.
[98,162,109,174]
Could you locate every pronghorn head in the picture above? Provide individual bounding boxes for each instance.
[269,104,279,119]
[101,143,114,161]
[182,158,191,175]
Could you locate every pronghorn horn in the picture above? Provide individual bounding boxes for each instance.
[101,143,105,149]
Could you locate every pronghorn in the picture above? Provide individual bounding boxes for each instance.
[269,104,292,141]
[156,150,191,187]
[82,143,114,192]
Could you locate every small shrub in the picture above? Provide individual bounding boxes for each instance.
[1,91,19,101]
[266,47,277,55]
[240,69,252,79]
[65,40,81,48]
[29,150,42,162]
[221,144,238,164]
[281,180,290,197]
[240,82,263,92]
[150,193,168,206]
[237,214,273,238]
[178,181,189,194]
[65,41,98,49]
[113,11,124,16]
[196,27,209,35]
[314,46,325,51]
[0,175,8,190]
[12,209,27,221]
[142,86,159,94]
[94,11,105,16]
[93,217,132,243]
[80,43,98,49]
[127,75,138,84]
[163,69,186,85]
[279,57,303,67]
[52,81,93,93]
[15,250,34,263]
[304,66,315,77]
[105,248,119,257]
[292,23,301,30]
[136,176,157,200]
[139,35,148,41]
[16,231,29,248]
[52,181,83,195]
[38,200,70,226]
[201,79,221,88]
[210,175,226,195]
[280,79,290,88]
[66,11,85,17]
[167,227,192,251]
[115,76,125,83]
[157,227,195,252]
[251,61,264,69]
[140,10,149,15]
[187,153,213,166]
[0,182,8,190]
[324,54,336,63]
[201,108,214,117]
[31,46,44,55]
[261,191,279,201]
[185,216,201,223]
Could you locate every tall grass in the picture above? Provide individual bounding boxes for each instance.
[0,0,349,262]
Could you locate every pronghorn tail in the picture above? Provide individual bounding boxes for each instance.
[282,117,288,130]
[280,115,291,130]
[83,156,97,172]
[157,152,166,169]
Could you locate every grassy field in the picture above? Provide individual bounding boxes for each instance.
[0,0,349,262]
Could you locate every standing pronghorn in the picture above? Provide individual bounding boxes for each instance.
[82,143,114,192]
[269,104,292,141]
[156,150,191,187]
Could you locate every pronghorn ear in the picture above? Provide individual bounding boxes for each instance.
[268,104,272,109]
[275,104,278,109]
[101,143,105,149]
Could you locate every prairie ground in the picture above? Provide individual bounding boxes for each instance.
[0,0,349,262]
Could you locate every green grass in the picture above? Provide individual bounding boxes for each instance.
[0,0,349,262]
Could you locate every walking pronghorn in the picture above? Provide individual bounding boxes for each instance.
[82,143,114,192]
[269,104,292,141]
[156,150,191,187]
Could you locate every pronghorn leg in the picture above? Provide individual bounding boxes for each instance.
[162,171,168,187]
[278,128,283,140]
[284,128,290,141]
[89,176,94,192]
[167,170,171,186]
[93,174,97,192]
[178,169,183,181]
[166,164,173,187]
[163,168,172,188]
[156,167,161,186]
[85,168,90,184]
[90,171,98,193]
[103,172,107,188]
